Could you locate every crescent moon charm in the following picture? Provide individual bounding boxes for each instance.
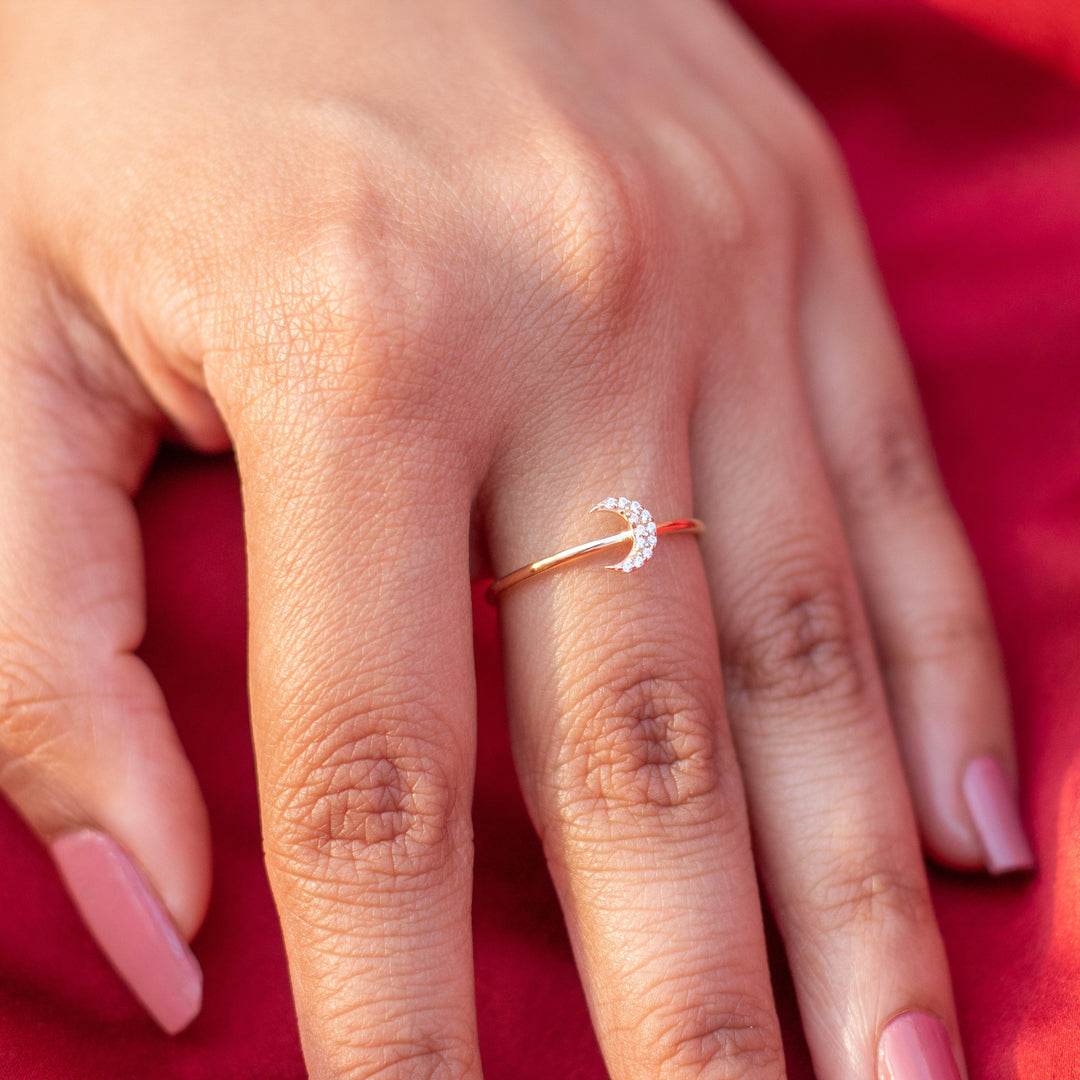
[588,496,659,573]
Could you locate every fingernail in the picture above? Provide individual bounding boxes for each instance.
[879,1011,962,1080]
[50,829,202,1034]
[961,755,1035,875]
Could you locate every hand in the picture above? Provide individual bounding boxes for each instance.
[0,0,1031,1076]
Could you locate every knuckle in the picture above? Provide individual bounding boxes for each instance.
[271,712,461,887]
[639,992,784,1080]
[238,231,412,406]
[330,1036,477,1080]
[526,126,658,330]
[792,113,851,201]
[553,651,721,827]
[723,557,867,711]
[648,119,789,270]
[794,857,935,939]
[836,408,943,517]
[210,193,454,423]
[764,86,854,213]
[0,639,69,758]
[736,148,801,256]
[887,604,1000,673]
[0,639,116,831]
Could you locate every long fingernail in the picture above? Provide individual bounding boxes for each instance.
[50,829,202,1034]
[879,1011,962,1080]
[961,755,1035,875]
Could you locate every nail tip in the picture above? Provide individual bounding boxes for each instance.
[152,962,203,1035]
[987,852,1037,876]
[155,999,202,1036]
[962,755,1035,880]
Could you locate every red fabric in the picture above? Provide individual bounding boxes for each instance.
[923,0,1080,87]
[2,1,1079,1076]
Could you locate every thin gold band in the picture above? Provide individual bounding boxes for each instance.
[486,499,704,604]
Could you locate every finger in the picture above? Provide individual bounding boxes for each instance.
[221,377,482,1080]
[0,268,209,1033]
[692,330,966,1079]
[489,418,786,1080]
[675,0,1031,873]
[797,193,1033,875]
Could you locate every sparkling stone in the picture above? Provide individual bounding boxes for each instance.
[622,562,633,573]
[647,522,657,534]
[628,511,640,524]
[630,501,642,513]
[632,555,645,568]
[641,509,651,522]
[619,497,631,510]
[643,547,653,559]
[604,497,617,509]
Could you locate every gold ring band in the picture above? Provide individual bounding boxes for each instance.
[486,496,704,604]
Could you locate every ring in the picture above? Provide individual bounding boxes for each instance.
[485,496,705,603]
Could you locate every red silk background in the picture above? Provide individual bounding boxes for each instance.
[1,0,1079,1076]
[923,0,1080,85]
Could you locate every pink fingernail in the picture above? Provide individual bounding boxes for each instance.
[961,755,1035,875]
[879,1012,962,1080]
[50,830,202,1034]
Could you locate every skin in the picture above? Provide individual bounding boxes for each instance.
[0,0,1020,1076]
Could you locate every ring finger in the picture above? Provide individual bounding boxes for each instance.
[487,390,786,1080]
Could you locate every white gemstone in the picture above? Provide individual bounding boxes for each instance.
[604,497,616,509]
[618,497,629,509]
[632,555,645,568]
[643,546,653,558]
[641,509,651,522]
[622,562,633,573]
[630,501,642,513]
[647,522,657,534]
[628,511,639,524]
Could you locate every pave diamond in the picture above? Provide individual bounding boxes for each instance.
[591,497,662,575]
